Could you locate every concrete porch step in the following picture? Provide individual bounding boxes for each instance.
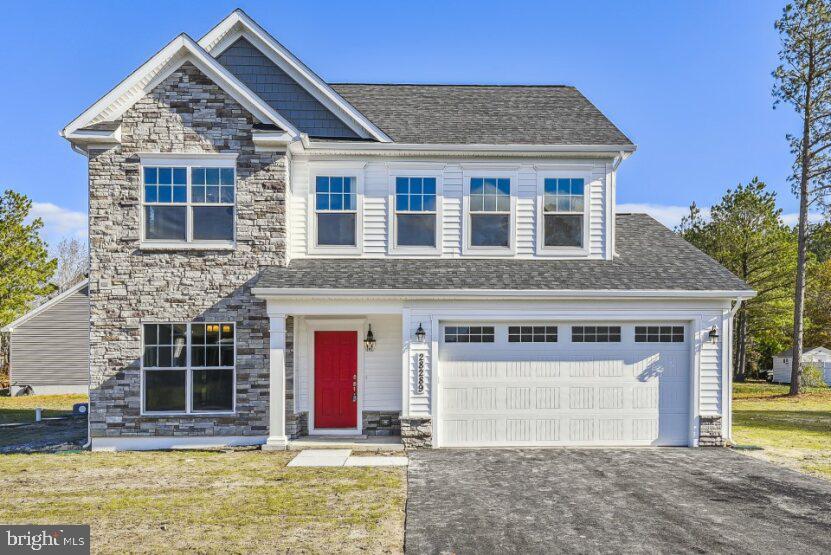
[288,435,404,451]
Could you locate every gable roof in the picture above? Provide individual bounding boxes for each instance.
[328,84,634,146]
[62,33,300,140]
[775,346,831,358]
[1,279,89,333]
[252,214,751,295]
[198,9,392,142]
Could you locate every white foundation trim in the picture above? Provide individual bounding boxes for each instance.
[91,435,267,451]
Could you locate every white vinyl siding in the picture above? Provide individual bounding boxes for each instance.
[290,159,612,259]
[294,314,402,412]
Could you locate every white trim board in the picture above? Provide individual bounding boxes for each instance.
[198,9,391,143]
[62,33,299,139]
[2,279,89,333]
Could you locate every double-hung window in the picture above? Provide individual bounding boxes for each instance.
[469,177,511,248]
[142,322,235,414]
[542,177,584,248]
[142,160,235,246]
[395,176,437,248]
[315,176,358,247]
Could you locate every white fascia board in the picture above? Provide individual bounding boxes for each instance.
[292,139,637,157]
[199,9,392,143]
[1,279,89,333]
[62,33,300,141]
[252,131,295,152]
[251,287,757,301]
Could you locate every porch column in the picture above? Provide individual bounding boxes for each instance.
[264,311,288,450]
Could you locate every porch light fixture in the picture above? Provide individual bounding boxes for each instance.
[364,324,376,352]
[708,326,720,344]
[415,323,426,343]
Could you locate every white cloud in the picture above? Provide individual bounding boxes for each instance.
[29,202,87,246]
[619,202,825,230]
[617,203,708,229]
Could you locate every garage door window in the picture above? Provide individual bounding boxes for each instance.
[571,326,621,343]
[444,326,495,343]
[508,326,558,343]
[635,326,684,343]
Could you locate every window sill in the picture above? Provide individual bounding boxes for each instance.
[308,245,363,256]
[389,245,442,256]
[461,246,516,257]
[140,242,236,252]
[535,246,590,257]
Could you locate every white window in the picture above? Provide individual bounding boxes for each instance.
[142,322,235,414]
[308,165,364,255]
[315,176,357,246]
[141,156,236,248]
[391,176,442,252]
[536,172,590,255]
[463,171,516,255]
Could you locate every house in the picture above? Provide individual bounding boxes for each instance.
[1,280,89,395]
[61,10,753,451]
[772,347,831,385]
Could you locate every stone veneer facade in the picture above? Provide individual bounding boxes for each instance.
[698,415,724,447]
[88,62,292,439]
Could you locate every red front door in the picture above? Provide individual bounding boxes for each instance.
[314,331,358,429]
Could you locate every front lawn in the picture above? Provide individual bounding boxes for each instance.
[0,394,88,424]
[733,381,831,479]
[0,449,406,553]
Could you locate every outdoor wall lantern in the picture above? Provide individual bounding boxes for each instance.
[364,324,377,352]
[708,326,720,344]
[415,323,426,343]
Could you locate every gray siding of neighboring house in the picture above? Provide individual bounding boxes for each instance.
[216,37,360,139]
[10,286,89,387]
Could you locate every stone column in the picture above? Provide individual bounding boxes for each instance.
[263,311,288,450]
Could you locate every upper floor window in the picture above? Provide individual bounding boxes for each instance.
[395,177,437,247]
[543,178,584,248]
[470,177,511,248]
[315,176,357,246]
[143,162,235,246]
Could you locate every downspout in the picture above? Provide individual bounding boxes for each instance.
[610,151,627,258]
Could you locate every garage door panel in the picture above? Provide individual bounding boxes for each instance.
[438,325,691,447]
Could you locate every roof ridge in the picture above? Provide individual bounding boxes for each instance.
[329,83,575,88]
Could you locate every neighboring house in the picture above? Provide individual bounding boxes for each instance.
[1,280,90,395]
[772,347,831,385]
[61,10,753,451]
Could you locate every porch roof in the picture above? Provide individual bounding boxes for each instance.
[254,214,752,295]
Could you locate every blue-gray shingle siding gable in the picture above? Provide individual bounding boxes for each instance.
[216,37,360,139]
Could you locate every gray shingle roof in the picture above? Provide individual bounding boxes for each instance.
[254,214,750,293]
[328,84,633,146]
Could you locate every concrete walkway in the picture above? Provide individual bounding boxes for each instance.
[406,448,831,554]
[287,448,408,467]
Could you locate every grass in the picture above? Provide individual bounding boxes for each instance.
[0,449,406,553]
[0,394,88,424]
[733,381,831,479]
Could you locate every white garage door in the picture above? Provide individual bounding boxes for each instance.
[437,322,690,447]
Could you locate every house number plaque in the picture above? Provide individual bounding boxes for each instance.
[417,353,425,393]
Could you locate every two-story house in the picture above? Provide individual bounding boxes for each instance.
[62,10,753,451]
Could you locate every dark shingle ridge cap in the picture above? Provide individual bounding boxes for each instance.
[329,83,576,88]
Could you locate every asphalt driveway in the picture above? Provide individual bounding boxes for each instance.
[406,448,831,554]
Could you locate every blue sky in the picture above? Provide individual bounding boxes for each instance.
[0,0,801,246]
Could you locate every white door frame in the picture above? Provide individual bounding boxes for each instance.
[305,317,366,435]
